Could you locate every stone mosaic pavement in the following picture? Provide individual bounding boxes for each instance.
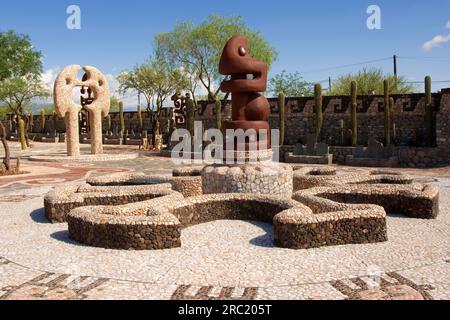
[0,142,449,300]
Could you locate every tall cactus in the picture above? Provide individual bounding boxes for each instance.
[314,83,323,140]
[52,111,58,136]
[119,101,125,134]
[40,109,46,133]
[339,119,344,146]
[215,99,222,130]
[18,117,26,150]
[425,76,433,146]
[350,81,358,146]
[186,96,195,138]
[278,92,286,146]
[137,104,143,133]
[106,114,112,133]
[383,79,391,146]
[29,113,33,133]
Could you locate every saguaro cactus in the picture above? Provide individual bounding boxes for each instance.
[106,114,112,133]
[52,111,58,136]
[350,81,358,146]
[18,118,26,150]
[425,76,434,146]
[40,109,46,133]
[383,79,391,146]
[215,99,222,130]
[119,101,125,134]
[314,83,323,140]
[137,104,143,133]
[339,119,344,146]
[186,96,195,138]
[29,113,34,133]
[278,92,286,146]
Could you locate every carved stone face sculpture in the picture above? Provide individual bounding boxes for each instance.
[219,36,270,151]
[54,65,110,156]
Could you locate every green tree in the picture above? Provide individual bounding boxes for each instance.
[0,30,43,80]
[109,96,121,113]
[154,15,278,103]
[0,76,50,147]
[269,70,312,97]
[117,58,189,145]
[330,68,415,95]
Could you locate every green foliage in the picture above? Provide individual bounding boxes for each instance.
[119,102,125,134]
[331,68,415,95]
[0,76,50,116]
[117,57,189,140]
[110,96,121,113]
[383,80,391,146]
[0,30,43,81]
[154,15,278,102]
[314,83,323,140]
[0,105,8,120]
[278,92,285,146]
[186,97,195,137]
[18,118,26,150]
[269,70,312,97]
[215,99,222,130]
[424,76,434,146]
[350,81,358,146]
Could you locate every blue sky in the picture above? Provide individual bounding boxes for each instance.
[1,0,449,108]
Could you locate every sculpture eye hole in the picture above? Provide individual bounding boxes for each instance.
[238,47,247,56]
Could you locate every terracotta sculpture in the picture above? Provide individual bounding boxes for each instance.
[54,65,110,156]
[219,35,270,151]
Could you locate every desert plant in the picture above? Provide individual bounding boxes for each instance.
[29,113,33,133]
[0,121,10,172]
[186,96,195,138]
[383,79,391,146]
[52,111,57,136]
[339,119,344,146]
[314,83,323,140]
[137,104,143,133]
[425,76,434,146]
[18,117,26,150]
[40,109,46,133]
[15,157,20,174]
[119,101,125,134]
[350,81,358,146]
[278,92,286,145]
[215,99,222,130]
[106,114,112,133]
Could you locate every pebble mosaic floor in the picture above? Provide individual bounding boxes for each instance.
[0,142,449,300]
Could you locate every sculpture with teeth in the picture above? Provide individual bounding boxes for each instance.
[219,35,271,158]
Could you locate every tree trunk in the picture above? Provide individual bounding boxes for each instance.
[0,121,11,172]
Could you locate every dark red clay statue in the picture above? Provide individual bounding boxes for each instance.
[219,36,271,151]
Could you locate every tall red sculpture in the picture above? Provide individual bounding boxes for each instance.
[219,36,271,151]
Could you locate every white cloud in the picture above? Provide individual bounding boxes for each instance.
[41,67,61,91]
[422,20,450,51]
[423,34,450,51]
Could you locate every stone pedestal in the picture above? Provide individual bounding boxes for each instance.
[202,161,293,197]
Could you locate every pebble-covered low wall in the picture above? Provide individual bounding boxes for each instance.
[44,164,439,250]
